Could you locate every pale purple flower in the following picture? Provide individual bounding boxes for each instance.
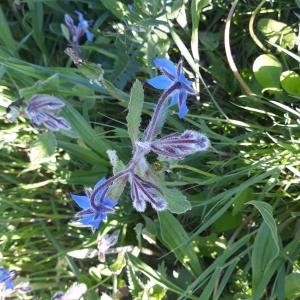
[130,174,167,212]
[25,94,71,131]
[147,58,196,119]
[97,230,119,262]
[51,283,87,300]
[150,130,210,160]
[71,178,117,232]
[64,10,93,44]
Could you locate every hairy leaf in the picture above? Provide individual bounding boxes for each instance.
[126,80,144,143]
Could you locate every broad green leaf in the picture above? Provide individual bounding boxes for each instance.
[111,252,126,273]
[253,54,282,91]
[161,186,191,214]
[258,18,296,50]
[60,23,70,41]
[246,200,279,253]
[126,80,144,143]
[285,273,300,299]
[280,71,300,96]
[78,62,104,82]
[29,132,57,163]
[213,211,242,232]
[251,222,279,291]
[158,211,202,276]
[232,187,254,215]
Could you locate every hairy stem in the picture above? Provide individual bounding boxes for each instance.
[144,83,179,142]
[90,169,131,210]
[91,80,180,210]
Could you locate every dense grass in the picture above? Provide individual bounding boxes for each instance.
[0,0,299,299]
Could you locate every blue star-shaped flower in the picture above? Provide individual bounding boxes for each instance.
[64,10,93,44]
[70,178,117,232]
[75,10,94,42]
[147,58,196,119]
[0,268,16,292]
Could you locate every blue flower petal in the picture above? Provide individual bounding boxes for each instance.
[74,10,84,22]
[178,89,188,119]
[178,73,192,86]
[5,279,14,290]
[0,268,7,280]
[79,214,105,230]
[154,58,177,77]
[85,30,94,42]
[94,178,106,190]
[0,268,14,291]
[169,91,179,107]
[70,194,90,209]
[147,75,173,90]
[103,198,117,208]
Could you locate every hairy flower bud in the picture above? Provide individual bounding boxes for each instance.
[150,130,210,160]
[25,94,71,131]
[130,175,167,212]
[97,230,119,262]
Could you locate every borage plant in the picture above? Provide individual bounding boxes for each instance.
[66,52,210,231]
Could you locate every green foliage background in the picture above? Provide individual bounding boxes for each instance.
[0,0,299,299]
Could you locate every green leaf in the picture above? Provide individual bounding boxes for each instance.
[213,211,242,232]
[60,24,70,42]
[0,6,17,52]
[161,185,191,214]
[232,187,254,215]
[258,18,296,50]
[106,149,126,200]
[100,0,129,19]
[158,211,202,276]
[127,254,186,297]
[126,80,144,143]
[29,132,57,163]
[110,40,142,89]
[57,141,108,166]
[246,200,279,253]
[63,102,112,157]
[78,62,104,82]
[280,71,300,96]
[26,1,48,63]
[253,54,282,92]
[285,273,300,299]
[251,222,280,293]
